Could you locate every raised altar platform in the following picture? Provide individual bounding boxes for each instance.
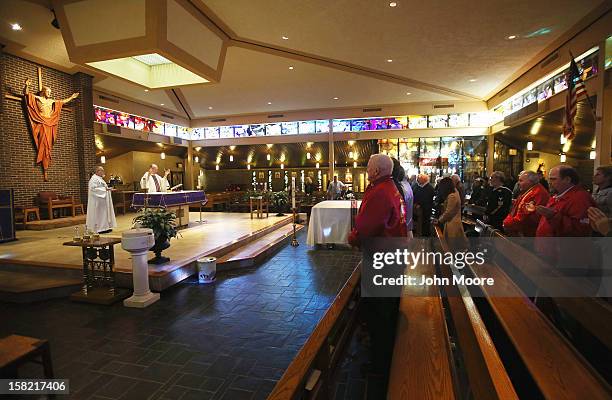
[0,212,292,291]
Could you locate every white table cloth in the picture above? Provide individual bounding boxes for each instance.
[306,200,361,246]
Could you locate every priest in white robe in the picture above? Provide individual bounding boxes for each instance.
[140,164,170,193]
[86,166,117,233]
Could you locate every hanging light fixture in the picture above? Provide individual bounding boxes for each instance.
[160,152,166,160]
[527,141,533,151]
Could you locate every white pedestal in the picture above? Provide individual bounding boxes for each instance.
[121,229,160,308]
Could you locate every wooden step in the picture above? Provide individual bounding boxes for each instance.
[216,224,304,270]
[0,269,82,303]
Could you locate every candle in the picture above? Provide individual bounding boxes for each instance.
[291,177,296,210]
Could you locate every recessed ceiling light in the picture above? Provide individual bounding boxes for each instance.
[281,36,289,40]
[333,97,339,100]
[386,59,393,63]
[469,79,477,82]
[406,92,412,95]
[507,35,517,40]
[389,2,397,7]
[289,66,294,70]
[267,102,272,105]
[208,106,213,110]
[10,23,22,31]
[160,103,165,106]
[144,89,149,92]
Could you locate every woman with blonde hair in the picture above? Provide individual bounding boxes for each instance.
[433,177,467,249]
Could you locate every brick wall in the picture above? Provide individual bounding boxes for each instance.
[0,53,95,207]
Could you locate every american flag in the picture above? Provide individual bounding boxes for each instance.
[562,56,588,141]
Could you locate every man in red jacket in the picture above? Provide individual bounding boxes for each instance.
[503,170,549,236]
[535,165,595,264]
[348,154,407,246]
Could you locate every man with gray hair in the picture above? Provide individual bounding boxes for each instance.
[503,170,549,236]
[86,166,117,233]
[349,153,406,245]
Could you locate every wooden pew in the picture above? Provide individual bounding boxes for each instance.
[433,225,612,399]
[387,260,457,400]
[267,263,361,400]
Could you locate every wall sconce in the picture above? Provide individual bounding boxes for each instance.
[526,141,533,151]
[100,155,106,164]
[353,161,357,168]
[215,164,220,170]
[280,163,285,170]
[316,162,320,169]
[590,150,596,160]
[194,156,199,163]
[560,134,567,145]
[160,152,166,160]
[560,153,566,163]
[247,164,251,170]
[306,152,311,159]
[229,155,234,162]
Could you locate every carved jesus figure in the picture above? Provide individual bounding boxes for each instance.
[23,78,79,181]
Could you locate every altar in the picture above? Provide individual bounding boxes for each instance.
[132,190,207,227]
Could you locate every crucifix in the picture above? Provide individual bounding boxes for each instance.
[4,67,79,181]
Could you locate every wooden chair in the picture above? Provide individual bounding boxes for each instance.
[37,191,73,220]
[0,335,54,379]
[14,206,40,225]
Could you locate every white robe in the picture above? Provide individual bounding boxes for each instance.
[140,173,169,193]
[86,175,117,233]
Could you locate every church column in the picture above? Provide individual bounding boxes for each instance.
[185,141,194,190]
[328,119,335,180]
[486,132,495,176]
[594,38,611,168]
[72,72,95,206]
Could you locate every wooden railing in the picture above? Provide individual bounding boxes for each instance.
[430,224,611,399]
[267,263,362,400]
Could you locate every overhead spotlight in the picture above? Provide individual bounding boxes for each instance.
[267,101,272,105]
[530,120,542,135]
[507,35,517,40]
[229,145,236,150]
[281,36,289,40]
[10,23,22,31]
[348,140,355,146]
[208,106,213,110]
[389,2,397,6]
[469,78,477,82]
[195,147,201,151]
[144,89,149,92]
[50,10,60,29]
[387,59,393,63]
[289,66,294,70]
[406,92,412,95]
[266,143,273,148]
[333,97,339,100]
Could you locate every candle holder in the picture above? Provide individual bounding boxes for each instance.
[291,207,299,247]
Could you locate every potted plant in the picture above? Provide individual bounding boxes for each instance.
[133,208,179,264]
[271,191,289,216]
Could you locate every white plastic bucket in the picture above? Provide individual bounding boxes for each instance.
[197,257,217,283]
